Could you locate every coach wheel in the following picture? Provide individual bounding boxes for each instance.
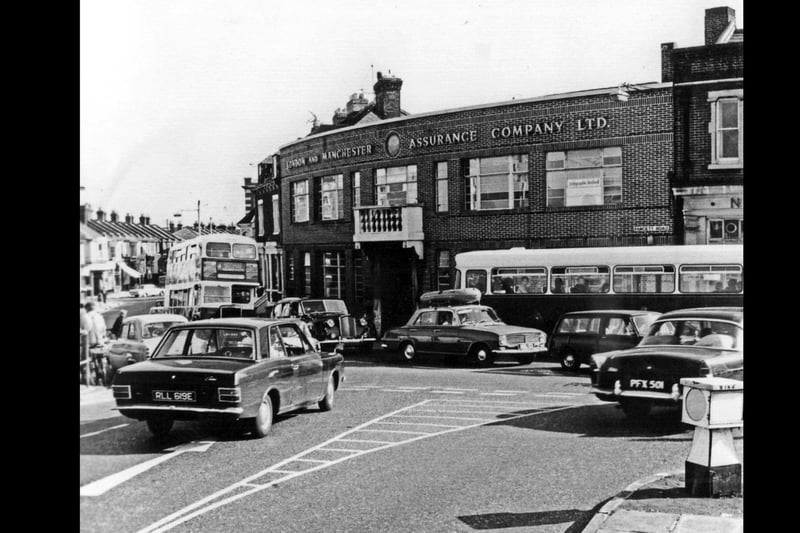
[559,350,580,372]
[146,418,174,438]
[471,345,493,367]
[400,342,416,363]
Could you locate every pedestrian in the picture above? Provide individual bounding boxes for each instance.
[84,302,107,348]
[111,309,128,339]
[80,302,87,332]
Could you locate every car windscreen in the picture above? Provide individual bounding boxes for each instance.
[639,319,742,350]
[154,327,255,359]
[456,307,501,325]
[141,321,183,339]
[632,314,659,334]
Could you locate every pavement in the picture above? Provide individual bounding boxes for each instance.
[80,382,744,532]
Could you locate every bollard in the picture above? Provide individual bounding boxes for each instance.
[680,377,743,497]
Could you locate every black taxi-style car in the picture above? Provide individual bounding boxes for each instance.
[271,297,376,354]
[590,307,743,418]
[548,310,661,371]
[380,289,548,366]
[111,318,345,438]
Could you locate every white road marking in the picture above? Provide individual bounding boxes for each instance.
[80,423,129,439]
[81,441,215,497]
[359,429,432,435]
[381,389,418,393]
[481,393,518,396]
[137,399,585,533]
[430,390,464,394]
[492,390,527,393]
[442,387,479,391]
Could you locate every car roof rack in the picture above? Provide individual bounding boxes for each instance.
[419,288,481,308]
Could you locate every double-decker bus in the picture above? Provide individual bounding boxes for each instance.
[454,244,742,334]
[163,234,261,319]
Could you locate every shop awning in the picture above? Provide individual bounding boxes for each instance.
[117,261,141,278]
[80,261,116,276]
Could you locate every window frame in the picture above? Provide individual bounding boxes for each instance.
[465,155,529,211]
[708,89,744,169]
[291,180,310,223]
[375,165,418,206]
[546,147,622,208]
[271,194,280,235]
[319,174,344,221]
[323,251,344,298]
[435,161,449,212]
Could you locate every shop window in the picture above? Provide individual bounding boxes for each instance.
[352,171,361,209]
[437,251,451,290]
[709,219,743,244]
[287,255,295,282]
[319,174,343,221]
[546,147,622,207]
[436,162,449,212]
[375,165,417,206]
[323,252,344,298]
[708,90,743,168]
[465,155,528,211]
[354,250,364,302]
[271,194,280,234]
[303,252,311,296]
[291,180,309,223]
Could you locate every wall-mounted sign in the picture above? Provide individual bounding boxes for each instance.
[633,225,670,232]
[408,130,477,149]
[286,144,374,170]
[385,132,401,157]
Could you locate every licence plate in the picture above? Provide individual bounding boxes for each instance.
[628,379,665,390]
[152,390,196,402]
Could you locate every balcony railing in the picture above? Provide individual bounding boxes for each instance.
[353,205,425,248]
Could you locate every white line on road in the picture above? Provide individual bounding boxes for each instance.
[80,423,129,439]
[81,441,215,497]
[429,390,465,394]
[481,393,518,396]
[381,389,418,393]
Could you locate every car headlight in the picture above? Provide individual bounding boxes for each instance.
[326,319,335,328]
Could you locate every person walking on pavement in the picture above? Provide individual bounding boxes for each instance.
[84,302,109,385]
[111,309,128,339]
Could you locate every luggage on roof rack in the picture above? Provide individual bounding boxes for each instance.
[419,288,481,308]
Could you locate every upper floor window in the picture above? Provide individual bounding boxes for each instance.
[291,180,309,223]
[257,199,265,237]
[352,171,361,209]
[708,90,743,168]
[436,162,449,212]
[319,174,344,221]
[375,165,417,206]
[271,194,280,234]
[465,155,528,211]
[546,147,622,207]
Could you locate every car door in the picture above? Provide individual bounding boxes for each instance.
[567,315,602,362]
[259,325,300,407]
[597,315,640,354]
[408,311,438,354]
[278,322,324,404]
[431,310,461,355]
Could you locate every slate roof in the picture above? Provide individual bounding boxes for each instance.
[86,219,177,242]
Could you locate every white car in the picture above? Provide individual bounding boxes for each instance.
[129,284,164,298]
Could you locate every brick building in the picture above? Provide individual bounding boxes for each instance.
[270,72,675,332]
[665,6,743,244]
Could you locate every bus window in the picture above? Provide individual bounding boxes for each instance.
[552,266,610,294]
[465,270,486,294]
[232,243,257,259]
[613,265,675,293]
[490,267,546,294]
[679,265,743,293]
[206,242,232,258]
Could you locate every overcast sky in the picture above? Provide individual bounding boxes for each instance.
[80,0,744,227]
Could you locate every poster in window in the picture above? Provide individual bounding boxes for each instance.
[566,177,602,206]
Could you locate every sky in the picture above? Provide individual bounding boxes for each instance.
[80,0,744,228]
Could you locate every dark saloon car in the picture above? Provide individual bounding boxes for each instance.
[111,318,345,438]
[380,289,548,366]
[590,307,743,418]
[548,310,661,371]
[271,297,375,354]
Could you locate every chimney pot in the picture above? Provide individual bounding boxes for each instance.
[96,207,106,222]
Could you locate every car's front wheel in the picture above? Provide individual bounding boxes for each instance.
[146,418,173,438]
[399,342,416,363]
[559,349,581,371]
[470,344,494,367]
[319,374,336,411]
[252,393,274,438]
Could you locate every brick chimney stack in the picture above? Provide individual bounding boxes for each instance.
[373,72,403,119]
[705,6,736,45]
[346,92,369,115]
[660,43,674,82]
[125,213,134,224]
[110,211,118,223]
[139,214,147,225]
[96,207,106,222]
[80,204,94,223]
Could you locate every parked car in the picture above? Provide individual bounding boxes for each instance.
[111,317,345,438]
[106,314,188,376]
[129,284,164,298]
[590,307,743,418]
[548,310,661,371]
[271,297,375,354]
[380,289,548,366]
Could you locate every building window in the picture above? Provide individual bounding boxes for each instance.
[465,155,528,211]
[375,165,417,206]
[287,254,295,282]
[319,174,343,221]
[436,162,448,212]
[708,89,743,168]
[257,199,265,237]
[323,252,344,298]
[546,147,622,207]
[303,252,311,296]
[352,171,361,209]
[709,219,743,244]
[437,250,451,290]
[271,194,280,234]
[291,180,309,223]
[354,250,364,303]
